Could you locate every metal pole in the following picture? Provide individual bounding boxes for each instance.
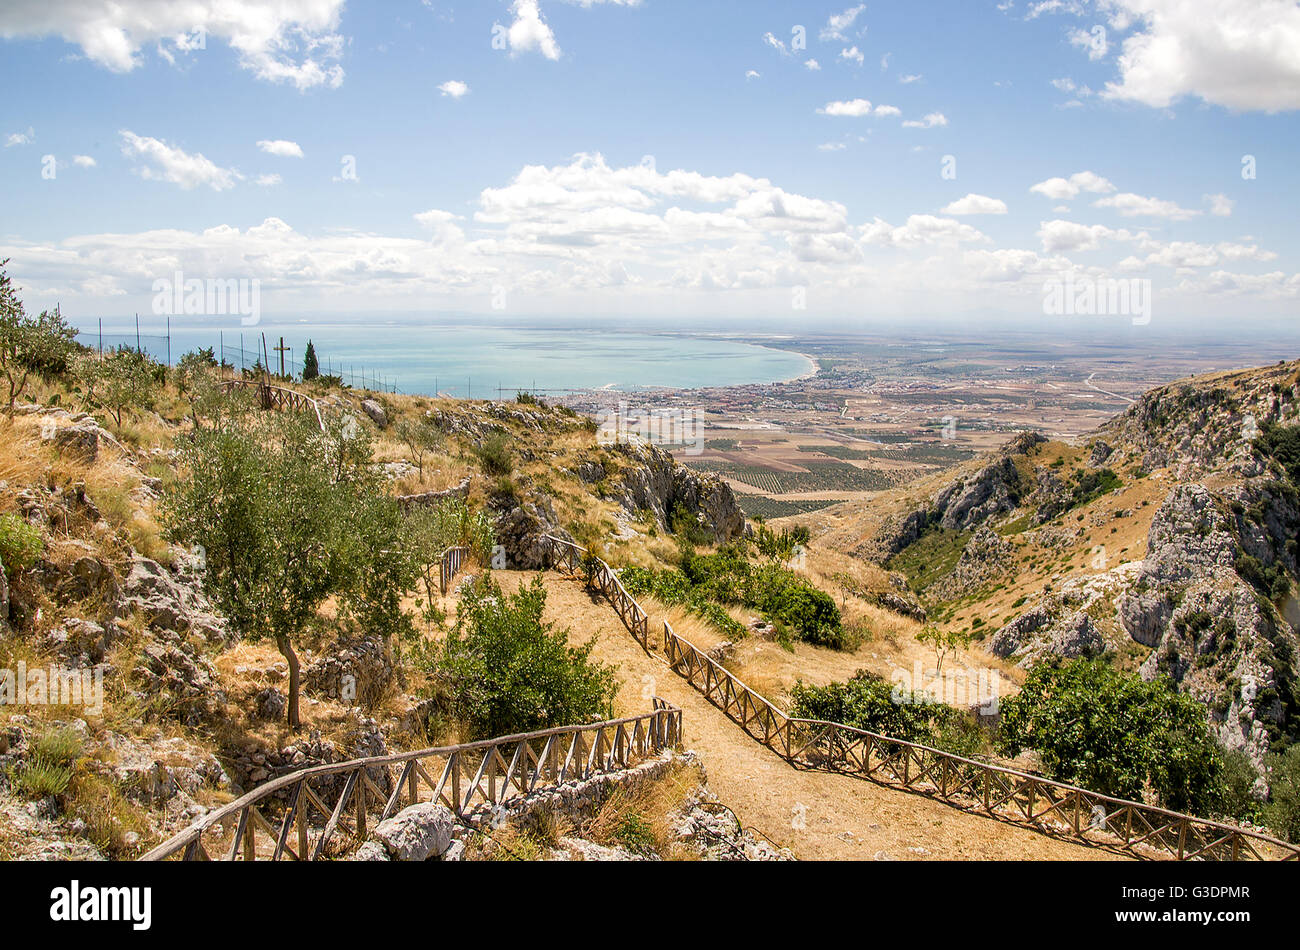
[167,316,171,367]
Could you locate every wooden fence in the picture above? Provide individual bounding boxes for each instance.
[141,700,683,862]
[543,535,651,648]
[541,535,1300,862]
[219,379,326,432]
[439,546,471,595]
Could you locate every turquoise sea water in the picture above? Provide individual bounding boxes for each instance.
[79,322,813,397]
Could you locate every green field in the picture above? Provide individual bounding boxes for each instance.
[735,496,849,520]
[686,459,901,493]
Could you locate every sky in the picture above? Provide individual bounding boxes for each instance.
[1,0,1298,332]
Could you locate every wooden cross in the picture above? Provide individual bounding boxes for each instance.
[273,336,291,378]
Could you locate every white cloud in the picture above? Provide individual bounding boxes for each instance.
[1029,170,1116,200]
[840,46,865,66]
[805,58,821,70]
[7,146,1291,318]
[902,112,948,128]
[413,209,466,244]
[873,104,901,117]
[941,194,1008,215]
[72,155,96,167]
[898,73,923,84]
[5,127,34,147]
[502,0,561,60]
[1134,237,1276,268]
[861,215,988,248]
[0,0,346,90]
[257,139,304,158]
[119,130,240,191]
[1205,193,1235,217]
[1093,191,1201,220]
[763,32,787,55]
[819,98,873,117]
[817,142,847,151]
[1037,219,1136,252]
[438,80,470,98]
[255,173,282,187]
[820,5,866,42]
[1100,0,1300,111]
[1068,25,1107,61]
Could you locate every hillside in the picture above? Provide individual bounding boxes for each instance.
[800,360,1300,785]
[3,328,1299,859]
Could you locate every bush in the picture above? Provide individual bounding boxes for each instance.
[1217,748,1264,823]
[14,727,84,800]
[0,512,44,572]
[1265,745,1300,843]
[626,543,846,647]
[472,433,513,476]
[424,575,618,739]
[790,670,984,755]
[997,660,1224,813]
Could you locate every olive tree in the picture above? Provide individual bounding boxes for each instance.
[165,414,361,727]
[0,262,79,415]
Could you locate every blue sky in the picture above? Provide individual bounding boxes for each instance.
[1,0,1297,328]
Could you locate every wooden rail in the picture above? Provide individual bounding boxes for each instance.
[540,535,1300,862]
[439,546,471,595]
[219,379,325,432]
[543,535,651,648]
[141,700,683,861]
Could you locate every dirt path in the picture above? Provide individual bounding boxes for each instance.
[498,571,1126,861]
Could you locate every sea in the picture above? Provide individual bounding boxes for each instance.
[77,320,815,398]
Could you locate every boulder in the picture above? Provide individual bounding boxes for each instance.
[120,555,229,643]
[494,497,568,571]
[361,399,389,429]
[254,688,287,722]
[611,440,746,542]
[52,424,101,461]
[371,803,454,861]
[63,556,121,605]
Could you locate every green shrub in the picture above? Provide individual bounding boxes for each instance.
[997,660,1224,813]
[1216,748,1264,823]
[1265,745,1300,842]
[14,726,85,800]
[0,512,44,572]
[472,434,514,476]
[423,575,618,739]
[790,670,983,755]
[613,813,657,854]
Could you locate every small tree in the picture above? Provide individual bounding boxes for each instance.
[395,414,443,479]
[302,340,320,381]
[915,624,971,676]
[165,415,350,728]
[0,263,78,415]
[80,348,157,426]
[404,499,494,621]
